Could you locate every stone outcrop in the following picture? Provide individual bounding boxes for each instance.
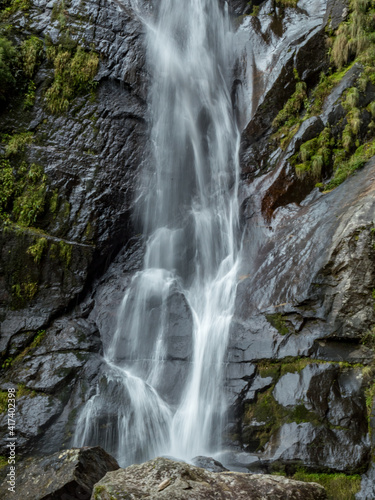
[1,446,119,500]
[91,457,327,499]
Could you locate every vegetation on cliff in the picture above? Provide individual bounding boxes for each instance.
[271,0,375,190]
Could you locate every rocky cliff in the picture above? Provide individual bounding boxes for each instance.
[1,0,375,498]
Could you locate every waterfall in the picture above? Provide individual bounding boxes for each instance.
[74,0,241,466]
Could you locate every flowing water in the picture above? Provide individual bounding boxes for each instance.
[74,0,241,466]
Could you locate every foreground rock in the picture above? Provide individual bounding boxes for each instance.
[2,447,119,500]
[91,457,327,499]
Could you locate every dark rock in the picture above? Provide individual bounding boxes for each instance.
[0,0,148,350]
[91,457,327,499]
[264,422,369,473]
[191,456,228,472]
[1,446,119,500]
[321,63,363,126]
[231,158,375,470]
[356,463,375,499]
[0,317,102,454]
[311,339,374,365]
[0,227,94,351]
[236,0,330,178]
[0,393,63,454]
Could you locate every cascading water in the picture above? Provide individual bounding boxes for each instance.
[74,0,241,466]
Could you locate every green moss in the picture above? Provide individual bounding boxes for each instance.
[276,0,298,5]
[20,36,43,78]
[0,455,7,469]
[308,65,355,116]
[49,189,59,213]
[4,132,33,157]
[6,329,46,365]
[272,80,306,130]
[27,237,47,263]
[51,0,67,27]
[93,485,107,500]
[257,360,281,380]
[250,4,260,16]
[45,40,99,114]
[12,163,47,226]
[265,313,290,335]
[324,137,375,190]
[292,127,332,179]
[292,469,361,500]
[0,391,7,413]
[280,357,312,375]
[11,281,38,304]
[16,383,36,398]
[287,404,320,425]
[0,0,30,20]
[365,381,375,418]
[0,36,17,100]
[244,388,288,450]
[23,80,36,108]
[0,159,14,217]
[331,0,374,70]
[59,240,72,266]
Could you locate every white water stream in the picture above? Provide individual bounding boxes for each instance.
[74,0,241,466]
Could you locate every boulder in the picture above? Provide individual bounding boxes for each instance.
[91,457,327,499]
[1,447,119,500]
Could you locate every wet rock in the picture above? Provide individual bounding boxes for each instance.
[0,0,148,350]
[311,339,374,365]
[236,0,330,175]
[0,393,63,454]
[264,422,369,472]
[1,446,119,500]
[0,227,94,351]
[91,457,327,499]
[0,317,102,454]
[321,63,363,126]
[191,456,228,472]
[273,363,336,410]
[231,158,375,470]
[356,463,375,499]
[7,351,89,392]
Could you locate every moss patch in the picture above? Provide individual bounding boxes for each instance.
[265,313,290,335]
[45,39,99,114]
[27,237,48,263]
[270,0,375,189]
[292,469,361,500]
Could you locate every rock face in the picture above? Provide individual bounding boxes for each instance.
[223,0,375,481]
[0,0,375,493]
[0,0,148,348]
[1,446,119,500]
[91,457,327,500]
[0,0,148,456]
